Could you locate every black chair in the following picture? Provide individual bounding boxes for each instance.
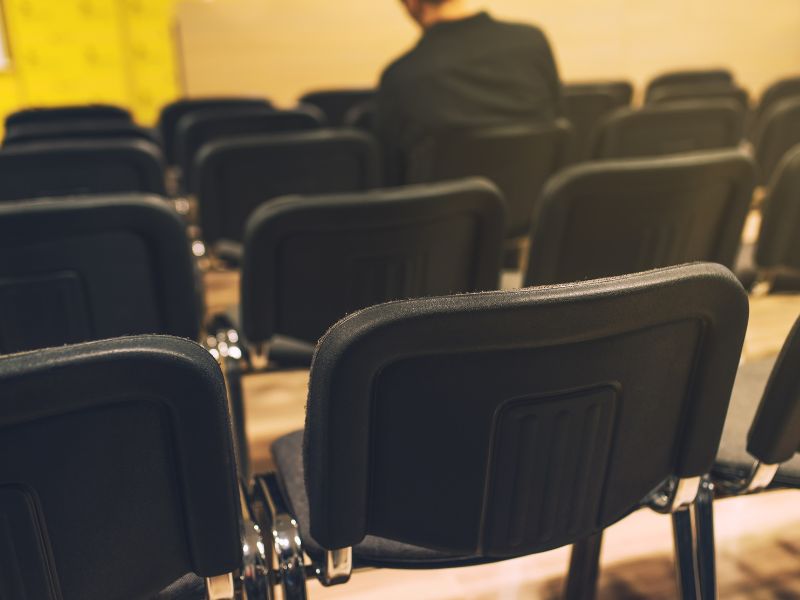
[754,76,800,128]
[256,263,748,599]
[0,336,244,600]
[3,120,160,147]
[563,81,634,161]
[754,97,800,185]
[0,195,200,353]
[590,100,745,160]
[647,83,750,109]
[195,130,380,247]
[525,150,756,286]
[406,121,572,239]
[645,69,734,102]
[157,97,271,165]
[300,88,375,126]
[175,107,324,193]
[5,104,131,128]
[343,99,378,133]
[0,139,166,200]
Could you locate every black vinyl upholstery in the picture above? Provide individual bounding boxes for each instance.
[241,178,505,345]
[157,97,270,164]
[5,104,131,128]
[300,89,375,126]
[563,81,633,162]
[591,100,744,159]
[646,83,750,109]
[3,120,160,147]
[0,139,166,200]
[274,263,747,564]
[525,150,756,285]
[755,144,800,272]
[645,69,734,102]
[195,130,380,244]
[175,107,323,193]
[0,336,241,600]
[754,97,800,185]
[0,195,200,353]
[406,122,571,238]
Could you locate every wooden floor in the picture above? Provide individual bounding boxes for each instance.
[205,269,800,599]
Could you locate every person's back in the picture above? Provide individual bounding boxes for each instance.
[378,1,561,182]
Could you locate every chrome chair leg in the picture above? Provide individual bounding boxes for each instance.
[693,477,717,600]
[672,507,699,600]
[564,531,603,600]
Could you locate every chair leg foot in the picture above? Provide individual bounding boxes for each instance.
[672,507,699,599]
[564,530,604,600]
[693,477,717,599]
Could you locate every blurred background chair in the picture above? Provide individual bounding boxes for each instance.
[645,68,734,102]
[753,97,800,185]
[563,80,634,162]
[300,88,376,126]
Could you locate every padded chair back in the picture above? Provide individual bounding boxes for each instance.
[747,317,800,465]
[176,107,324,192]
[647,83,750,109]
[645,69,734,101]
[5,104,131,128]
[755,76,800,124]
[0,336,240,600]
[406,121,572,238]
[3,120,160,147]
[241,178,505,345]
[195,130,380,244]
[525,150,755,285]
[302,263,748,558]
[343,100,378,133]
[591,100,744,160]
[0,139,166,200]
[0,195,200,353]
[564,81,633,161]
[157,97,270,164]
[300,89,375,126]
[755,144,800,272]
[754,97,800,185]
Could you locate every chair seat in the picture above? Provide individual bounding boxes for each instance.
[272,431,492,569]
[715,355,800,487]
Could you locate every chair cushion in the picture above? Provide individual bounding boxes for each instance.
[150,573,206,600]
[272,431,491,569]
[715,356,800,486]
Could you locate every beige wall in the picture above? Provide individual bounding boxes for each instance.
[176,0,800,106]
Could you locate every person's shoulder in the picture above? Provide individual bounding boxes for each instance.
[379,46,422,91]
[486,14,549,43]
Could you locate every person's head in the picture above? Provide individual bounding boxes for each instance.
[399,0,476,29]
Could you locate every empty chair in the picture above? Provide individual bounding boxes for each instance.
[525,150,755,285]
[754,75,800,127]
[157,97,271,164]
[5,103,131,128]
[645,68,734,102]
[754,97,800,184]
[563,81,634,161]
[175,107,324,193]
[0,195,200,354]
[343,99,378,133]
[406,121,572,239]
[257,263,748,599]
[3,120,160,147]
[590,100,745,160]
[0,336,243,600]
[300,88,375,126]
[0,139,166,200]
[195,130,380,247]
[647,82,750,109]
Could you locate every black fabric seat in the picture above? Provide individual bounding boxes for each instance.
[590,100,745,159]
[0,139,166,199]
[645,68,734,102]
[3,120,160,147]
[754,97,800,185]
[0,336,241,600]
[5,104,131,128]
[563,81,633,162]
[646,82,750,109]
[751,76,800,139]
[300,88,375,126]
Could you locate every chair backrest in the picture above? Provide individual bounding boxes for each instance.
[300,88,375,126]
[0,139,166,200]
[0,336,241,600]
[755,76,800,123]
[525,150,755,286]
[755,144,800,272]
[302,263,748,558]
[241,178,505,345]
[343,100,378,133]
[564,81,634,161]
[0,195,200,354]
[175,107,324,192]
[645,69,734,101]
[5,104,131,128]
[755,97,800,185]
[647,83,750,109]
[590,100,744,160]
[195,130,380,244]
[3,120,160,147]
[406,121,572,238]
[157,97,270,164]
[747,317,800,466]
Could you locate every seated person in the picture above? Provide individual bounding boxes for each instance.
[378,0,563,183]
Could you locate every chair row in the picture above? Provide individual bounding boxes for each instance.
[5,261,800,599]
